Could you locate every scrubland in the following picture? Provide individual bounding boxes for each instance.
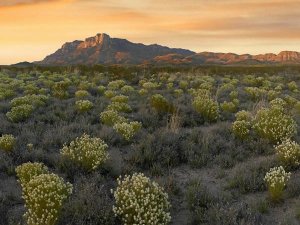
[0,65,299,225]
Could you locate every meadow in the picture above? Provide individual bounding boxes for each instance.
[0,65,299,225]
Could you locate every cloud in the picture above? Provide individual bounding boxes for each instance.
[0,0,65,7]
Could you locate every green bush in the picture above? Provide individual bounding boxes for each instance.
[113,121,142,141]
[221,101,237,113]
[253,106,297,143]
[235,110,252,122]
[23,174,72,225]
[75,90,90,98]
[232,120,251,140]
[100,110,128,126]
[275,139,300,168]
[15,162,49,188]
[192,94,219,122]
[61,134,109,171]
[6,104,34,122]
[111,95,129,103]
[150,94,174,113]
[264,166,291,202]
[106,102,132,113]
[75,100,93,113]
[0,134,16,152]
[112,173,171,225]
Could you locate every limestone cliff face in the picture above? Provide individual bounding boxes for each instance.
[38,33,300,65]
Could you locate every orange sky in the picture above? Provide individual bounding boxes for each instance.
[1,0,300,64]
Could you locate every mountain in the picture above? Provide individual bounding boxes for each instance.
[37,33,300,65]
[39,33,194,65]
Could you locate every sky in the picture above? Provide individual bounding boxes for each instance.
[1,0,300,64]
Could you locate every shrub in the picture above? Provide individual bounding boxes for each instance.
[0,134,16,152]
[269,98,287,109]
[107,80,126,90]
[253,106,297,143]
[235,110,252,122]
[6,104,34,122]
[142,81,159,90]
[100,110,128,126]
[112,173,171,225]
[121,85,134,93]
[113,121,142,141]
[111,95,129,103]
[287,81,298,92]
[75,90,89,98]
[10,94,48,108]
[221,101,237,113]
[104,90,116,99]
[275,139,300,168]
[264,166,291,202]
[75,100,93,113]
[150,94,173,113]
[98,85,106,94]
[22,174,72,225]
[106,102,132,113]
[15,162,49,188]
[138,88,148,96]
[192,95,219,122]
[232,120,251,140]
[60,134,109,171]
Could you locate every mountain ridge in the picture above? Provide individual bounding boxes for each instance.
[36,33,300,65]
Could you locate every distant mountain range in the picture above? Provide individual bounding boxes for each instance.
[32,33,300,66]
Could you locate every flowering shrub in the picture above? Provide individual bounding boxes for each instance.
[220,101,237,113]
[100,110,128,126]
[287,81,298,92]
[142,81,159,90]
[275,139,300,168]
[232,120,251,140]
[108,80,126,90]
[235,110,252,122]
[253,106,297,143]
[75,90,89,98]
[106,102,132,113]
[264,166,291,202]
[98,85,106,94]
[112,173,171,225]
[10,94,48,108]
[6,104,34,122]
[111,95,129,103]
[15,162,49,188]
[113,121,142,141]
[269,98,287,110]
[75,100,93,113]
[174,89,183,97]
[60,134,109,171]
[121,85,135,94]
[150,94,174,113]
[0,134,16,152]
[22,174,72,225]
[104,90,116,99]
[138,88,148,96]
[192,94,219,122]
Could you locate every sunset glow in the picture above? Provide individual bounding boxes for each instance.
[1,0,300,64]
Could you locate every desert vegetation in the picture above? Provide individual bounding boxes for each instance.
[0,65,299,225]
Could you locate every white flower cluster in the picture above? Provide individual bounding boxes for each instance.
[60,133,109,171]
[113,121,142,141]
[16,162,49,188]
[23,174,73,225]
[0,134,16,152]
[275,139,300,167]
[75,100,93,113]
[16,162,72,225]
[253,106,297,143]
[112,173,171,225]
[264,166,291,201]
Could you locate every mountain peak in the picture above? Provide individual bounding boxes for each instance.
[38,34,300,65]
